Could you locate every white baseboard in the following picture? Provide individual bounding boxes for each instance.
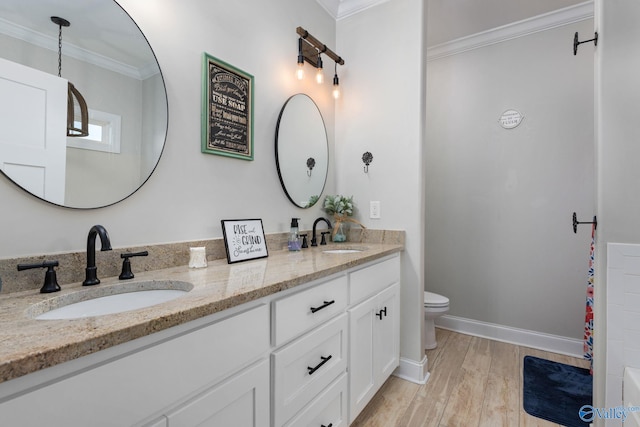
[436,315,585,358]
[393,355,430,385]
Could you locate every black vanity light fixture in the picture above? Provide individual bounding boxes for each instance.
[296,27,344,96]
[51,16,89,137]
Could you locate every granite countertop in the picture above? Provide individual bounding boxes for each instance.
[0,242,402,384]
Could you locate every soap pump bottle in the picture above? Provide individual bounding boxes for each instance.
[288,218,301,251]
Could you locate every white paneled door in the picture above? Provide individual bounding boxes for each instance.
[0,57,67,205]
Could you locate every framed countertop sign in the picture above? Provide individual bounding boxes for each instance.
[221,219,268,263]
[202,53,254,160]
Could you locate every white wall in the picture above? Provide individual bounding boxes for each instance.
[595,0,640,422]
[336,0,426,364]
[425,19,595,340]
[0,0,337,257]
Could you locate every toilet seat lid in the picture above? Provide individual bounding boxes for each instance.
[424,291,449,307]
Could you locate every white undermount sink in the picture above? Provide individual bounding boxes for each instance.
[322,248,364,254]
[29,280,193,320]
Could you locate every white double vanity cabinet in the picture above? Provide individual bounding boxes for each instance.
[0,253,400,427]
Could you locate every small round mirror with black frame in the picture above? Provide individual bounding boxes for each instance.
[275,94,328,209]
[0,0,168,209]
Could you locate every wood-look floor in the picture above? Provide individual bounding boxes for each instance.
[351,328,590,427]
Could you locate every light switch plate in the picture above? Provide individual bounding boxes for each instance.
[370,201,381,219]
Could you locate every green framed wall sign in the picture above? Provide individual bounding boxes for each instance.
[201,53,254,160]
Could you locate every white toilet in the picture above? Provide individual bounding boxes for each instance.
[424,291,450,350]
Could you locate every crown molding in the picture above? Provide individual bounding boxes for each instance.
[0,17,155,80]
[427,1,594,61]
[315,0,391,20]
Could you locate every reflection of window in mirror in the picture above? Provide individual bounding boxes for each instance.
[66,109,121,153]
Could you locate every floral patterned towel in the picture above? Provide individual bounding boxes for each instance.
[583,224,595,374]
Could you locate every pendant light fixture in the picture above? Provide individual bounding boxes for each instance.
[51,16,89,137]
[315,50,324,84]
[332,62,340,99]
[295,27,344,97]
[296,38,305,80]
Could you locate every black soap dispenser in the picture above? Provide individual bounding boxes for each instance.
[288,218,301,251]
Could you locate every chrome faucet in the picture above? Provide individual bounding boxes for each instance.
[83,225,112,286]
[311,217,332,247]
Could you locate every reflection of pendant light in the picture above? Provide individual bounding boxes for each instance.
[51,16,89,137]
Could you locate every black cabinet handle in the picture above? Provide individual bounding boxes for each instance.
[310,300,335,313]
[376,307,387,320]
[321,424,333,427]
[307,355,332,375]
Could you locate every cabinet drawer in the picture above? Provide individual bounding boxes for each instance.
[273,275,347,346]
[166,359,269,427]
[349,255,400,305]
[283,373,348,427]
[272,313,348,427]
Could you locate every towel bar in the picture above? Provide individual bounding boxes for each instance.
[572,212,597,234]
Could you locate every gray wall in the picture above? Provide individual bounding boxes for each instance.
[425,19,595,339]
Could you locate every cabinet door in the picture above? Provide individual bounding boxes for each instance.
[348,295,377,423]
[374,282,400,385]
[166,359,269,427]
[348,282,400,424]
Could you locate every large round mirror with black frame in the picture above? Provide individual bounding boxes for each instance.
[275,94,328,209]
[0,0,167,209]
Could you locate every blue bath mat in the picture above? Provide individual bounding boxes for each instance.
[523,356,592,427]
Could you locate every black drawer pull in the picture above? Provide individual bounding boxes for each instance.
[321,424,333,427]
[310,300,335,313]
[376,307,387,320]
[307,355,332,375]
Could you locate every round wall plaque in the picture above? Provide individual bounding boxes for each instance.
[499,110,524,129]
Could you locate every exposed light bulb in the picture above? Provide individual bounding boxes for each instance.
[316,53,323,84]
[332,80,340,99]
[296,38,305,80]
[332,64,340,99]
[296,62,304,80]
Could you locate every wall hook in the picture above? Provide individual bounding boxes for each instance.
[574,31,598,55]
[306,157,315,177]
[572,212,597,233]
[362,151,373,173]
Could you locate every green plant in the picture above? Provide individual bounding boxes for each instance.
[323,195,354,216]
[306,195,319,208]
